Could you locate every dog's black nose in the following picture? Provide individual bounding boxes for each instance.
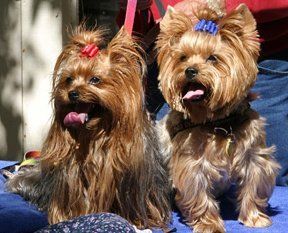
[185,67,198,80]
[68,91,79,101]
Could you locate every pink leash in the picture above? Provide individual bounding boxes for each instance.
[124,0,138,35]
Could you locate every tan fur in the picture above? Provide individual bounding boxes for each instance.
[156,4,280,232]
[6,26,171,229]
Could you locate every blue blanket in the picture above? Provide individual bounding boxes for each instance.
[0,161,287,233]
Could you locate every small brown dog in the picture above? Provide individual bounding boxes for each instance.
[156,4,280,233]
[6,26,170,228]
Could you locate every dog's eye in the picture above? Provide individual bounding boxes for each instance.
[66,77,73,84]
[89,77,101,85]
[180,55,187,62]
[207,55,217,62]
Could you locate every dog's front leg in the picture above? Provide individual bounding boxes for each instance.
[171,156,225,233]
[236,146,280,228]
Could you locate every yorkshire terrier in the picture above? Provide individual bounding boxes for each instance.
[6,26,170,229]
[156,4,280,233]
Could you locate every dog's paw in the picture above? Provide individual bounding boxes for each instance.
[238,211,272,228]
[192,221,225,233]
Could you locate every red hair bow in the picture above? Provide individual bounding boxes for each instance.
[81,44,99,58]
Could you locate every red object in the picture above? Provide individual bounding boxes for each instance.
[225,0,288,23]
[24,151,41,159]
[117,8,156,36]
[81,44,99,58]
[118,0,288,57]
[124,0,138,35]
[225,0,288,56]
[150,0,182,20]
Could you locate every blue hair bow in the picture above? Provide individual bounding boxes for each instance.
[194,19,218,36]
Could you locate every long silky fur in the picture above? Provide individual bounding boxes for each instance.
[6,26,171,229]
[156,5,280,233]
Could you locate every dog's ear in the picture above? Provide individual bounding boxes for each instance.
[160,6,176,32]
[157,6,192,48]
[107,27,145,76]
[219,4,260,58]
[108,27,133,62]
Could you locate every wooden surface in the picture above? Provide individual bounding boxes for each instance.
[0,0,78,161]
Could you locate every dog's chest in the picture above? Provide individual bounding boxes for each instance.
[173,128,235,194]
[172,125,237,160]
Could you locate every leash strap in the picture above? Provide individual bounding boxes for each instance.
[124,0,138,35]
[154,0,166,18]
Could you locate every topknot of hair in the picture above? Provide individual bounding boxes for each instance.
[71,26,107,48]
[194,7,220,24]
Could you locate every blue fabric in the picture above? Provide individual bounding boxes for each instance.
[0,193,48,233]
[0,161,48,233]
[36,213,136,233]
[0,161,288,232]
[251,59,288,186]
[163,186,288,233]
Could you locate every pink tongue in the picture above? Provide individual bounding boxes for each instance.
[183,89,204,100]
[63,112,88,127]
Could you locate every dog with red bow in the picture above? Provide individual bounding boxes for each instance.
[6,26,171,229]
